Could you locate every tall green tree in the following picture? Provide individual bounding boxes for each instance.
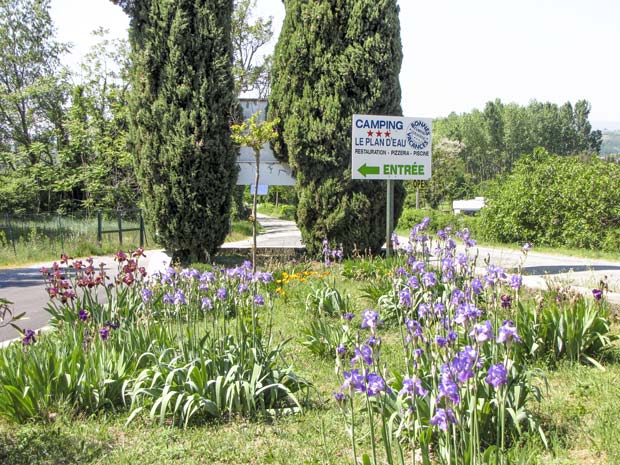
[231,0,272,98]
[113,0,239,261]
[269,0,405,255]
[0,0,69,212]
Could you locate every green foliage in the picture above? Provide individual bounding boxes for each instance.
[59,30,138,211]
[434,99,603,188]
[124,339,306,427]
[0,16,138,213]
[125,0,239,262]
[515,289,615,366]
[305,279,353,318]
[479,148,620,250]
[257,202,296,221]
[0,0,70,212]
[268,0,405,255]
[300,317,352,359]
[411,138,474,208]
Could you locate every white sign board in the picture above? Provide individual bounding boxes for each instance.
[236,99,296,186]
[351,114,432,180]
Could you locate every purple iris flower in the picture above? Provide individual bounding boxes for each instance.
[141,288,153,303]
[510,274,522,290]
[216,288,227,301]
[256,271,273,284]
[399,288,412,308]
[99,327,110,341]
[366,372,387,396]
[486,363,508,388]
[497,320,521,344]
[430,408,457,431]
[422,272,437,287]
[454,303,482,326]
[341,369,365,393]
[501,294,512,309]
[445,348,477,384]
[399,377,428,397]
[471,278,483,295]
[433,302,446,317]
[173,289,186,305]
[360,309,382,330]
[470,320,493,344]
[405,318,423,338]
[418,303,430,319]
[336,345,346,357]
[592,289,603,301]
[254,294,265,306]
[181,268,201,280]
[391,232,400,249]
[437,375,460,404]
[22,329,36,346]
[351,345,374,366]
[78,309,90,321]
[200,271,216,283]
[451,289,465,306]
[343,312,355,322]
[163,293,174,305]
[407,276,420,289]
[411,261,425,273]
[201,297,213,310]
[333,391,346,403]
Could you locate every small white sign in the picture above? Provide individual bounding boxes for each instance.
[250,184,269,195]
[351,114,432,180]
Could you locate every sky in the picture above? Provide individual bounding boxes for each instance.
[50,0,620,130]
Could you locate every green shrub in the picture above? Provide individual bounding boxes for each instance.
[479,149,620,250]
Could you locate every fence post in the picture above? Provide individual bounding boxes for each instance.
[139,210,145,248]
[57,214,65,253]
[6,214,16,257]
[97,211,103,248]
[117,211,123,246]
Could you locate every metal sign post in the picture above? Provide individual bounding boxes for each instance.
[386,179,394,257]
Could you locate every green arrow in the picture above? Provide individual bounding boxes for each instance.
[358,163,380,177]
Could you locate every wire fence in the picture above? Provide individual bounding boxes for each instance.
[0,210,148,265]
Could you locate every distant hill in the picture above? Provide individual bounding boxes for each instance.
[601,130,620,156]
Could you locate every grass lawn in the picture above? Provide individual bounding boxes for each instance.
[0,219,256,268]
[1,258,619,465]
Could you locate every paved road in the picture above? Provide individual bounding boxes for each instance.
[220,213,303,249]
[3,215,620,343]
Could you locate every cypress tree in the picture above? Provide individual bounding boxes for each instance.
[269,0,405,255]
[114,0,238,262]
